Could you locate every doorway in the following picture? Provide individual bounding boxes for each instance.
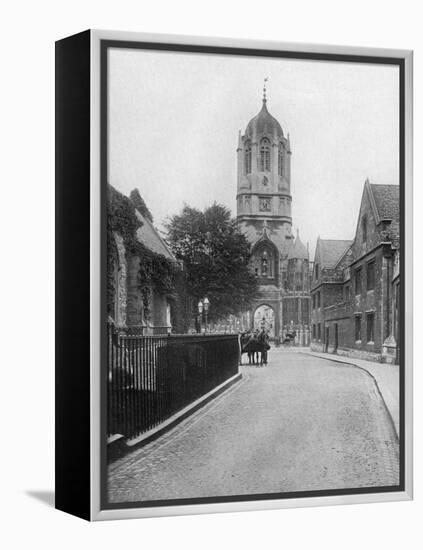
[325,326,329,353]
[253,305,275,338]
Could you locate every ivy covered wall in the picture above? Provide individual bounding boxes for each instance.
[107,184,188,331]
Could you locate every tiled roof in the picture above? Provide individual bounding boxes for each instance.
[370,184,399,222]
[135,210,176,261]
[318,239,352,268]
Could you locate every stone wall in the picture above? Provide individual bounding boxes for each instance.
[111,230,172,333]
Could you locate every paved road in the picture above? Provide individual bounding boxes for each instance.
[108,351,399,504]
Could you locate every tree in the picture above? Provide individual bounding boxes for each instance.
[165,203,259,322]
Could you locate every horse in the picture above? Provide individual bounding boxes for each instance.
[282,330,296,347]
[240,331,270,366]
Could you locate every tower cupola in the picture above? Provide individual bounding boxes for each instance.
[245,97,284,139]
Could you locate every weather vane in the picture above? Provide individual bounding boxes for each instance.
[263,77,269,100]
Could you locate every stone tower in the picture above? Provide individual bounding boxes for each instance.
[236,82,293,250]
[236,83,310,343]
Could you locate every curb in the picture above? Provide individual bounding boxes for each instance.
[108,372,243,464]
[302,351,399,440]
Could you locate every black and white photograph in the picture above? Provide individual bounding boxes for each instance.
[103,40,404,509]
[4,0,422,542]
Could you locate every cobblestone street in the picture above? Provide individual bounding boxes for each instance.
[108,351,399,504]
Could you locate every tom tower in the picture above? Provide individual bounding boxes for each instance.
[236,83,311,343]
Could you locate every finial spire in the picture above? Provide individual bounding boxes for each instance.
[263,77,268,103]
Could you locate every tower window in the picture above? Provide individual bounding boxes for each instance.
[261,250,269,277]
[244,141,252,174]
[278,143,284,176]
[260,138,271,171]
[296,271,303,291]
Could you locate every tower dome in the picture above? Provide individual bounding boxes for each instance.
[245,97,284,138]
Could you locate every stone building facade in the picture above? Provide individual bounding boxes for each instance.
[310,180,400,363]
[236,87,311,343]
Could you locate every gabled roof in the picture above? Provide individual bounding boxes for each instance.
[369,183,399,223]
[316,238,353,268]
[135,210,176,261]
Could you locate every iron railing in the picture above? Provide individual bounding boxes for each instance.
[107,323,239,440]
[122,325,171,336]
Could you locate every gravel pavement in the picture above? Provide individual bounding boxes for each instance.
[108,351,399,504]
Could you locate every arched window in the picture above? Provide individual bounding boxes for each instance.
[261,250,269,277]
[244,141,251,174]
[259,138,271,171]
[278,143,284,176]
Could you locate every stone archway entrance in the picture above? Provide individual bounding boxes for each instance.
[254,305,275,338]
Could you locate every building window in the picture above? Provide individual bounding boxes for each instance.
[366,261,375,291]
[317,323,321,340]
[296,272,303,291]
[355,268,362,295]
[344,285,350,302]
[366,312,375,343]
[362,215,368,243]
[355,315,362,342]
[244,141,251,174]
[317,291,321,308]
[278,143,284,176]
[312,324,316,339]
[312,294,316,309]
[315,263,319,280]
[259,138,271,171]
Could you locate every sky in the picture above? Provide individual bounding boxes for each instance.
[108,47,399,255]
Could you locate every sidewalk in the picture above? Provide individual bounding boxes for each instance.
[304,350,399,437]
